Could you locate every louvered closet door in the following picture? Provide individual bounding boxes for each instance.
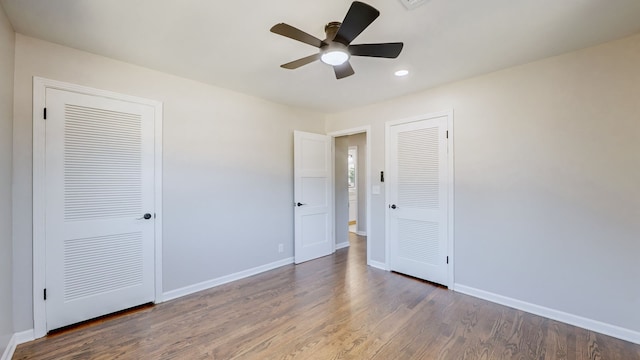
[388,116,448,285]
[45,88,155,331]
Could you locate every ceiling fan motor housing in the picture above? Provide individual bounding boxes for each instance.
[324,21,342,42]
[320,22,351,66]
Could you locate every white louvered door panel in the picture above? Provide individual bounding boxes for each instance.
[388,116,448,285]
[45,88,155,331]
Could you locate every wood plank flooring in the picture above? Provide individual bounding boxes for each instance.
[14,234,640,359]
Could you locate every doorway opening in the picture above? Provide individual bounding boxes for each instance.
[330,127,370,264]
[347,146,358,234]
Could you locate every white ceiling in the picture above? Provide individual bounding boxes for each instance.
[2,0,640,113]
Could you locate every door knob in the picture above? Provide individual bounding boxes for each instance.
[390,204,397,209]
[296,202,307,207]
[138,213,152,220]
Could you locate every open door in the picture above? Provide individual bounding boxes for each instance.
[294,131,333,264]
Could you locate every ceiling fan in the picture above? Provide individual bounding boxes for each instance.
[270,1,404,79]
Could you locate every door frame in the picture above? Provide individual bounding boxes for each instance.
[384,110,455,288]
[327,126,372,266]
[32,77,164,338]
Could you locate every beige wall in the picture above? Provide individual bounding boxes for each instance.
[326,33,640,335]
[12,34,325,331]
[0,3,14,354]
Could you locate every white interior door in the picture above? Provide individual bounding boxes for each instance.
[294,131,333,264]
[45,88,156,331]
[387,116,449,285]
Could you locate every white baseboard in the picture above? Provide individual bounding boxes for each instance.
[368,260,388,271]
[356,231,367,236]
[14,329,34,345]
[1,329,35,360]
[162,257,294,302]
[335,242,350,250]
[454,284,640,345]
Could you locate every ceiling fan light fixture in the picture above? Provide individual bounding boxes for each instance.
[271,2,404,79]
[321,50,350,66]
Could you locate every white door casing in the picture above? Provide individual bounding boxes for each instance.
[294,131,334,264]
[44,88,155,330]
[386,112,452,286]
[33,77,163,337]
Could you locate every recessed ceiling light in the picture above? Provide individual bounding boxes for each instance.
[394,69,409,77]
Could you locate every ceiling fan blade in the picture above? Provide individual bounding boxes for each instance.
[334,1,380,45]
[270,23,326,48]
[281,53,321,69]
[333,61,355,79]
[349,43,404,58]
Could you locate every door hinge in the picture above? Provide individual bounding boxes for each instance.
[43,288,47,300]
[446,130,448,139]
[43,108,47,120]
[446,256,449,264]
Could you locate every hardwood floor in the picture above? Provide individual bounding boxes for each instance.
[14,234,640,359]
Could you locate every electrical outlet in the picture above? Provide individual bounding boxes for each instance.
[278,244,284,253]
